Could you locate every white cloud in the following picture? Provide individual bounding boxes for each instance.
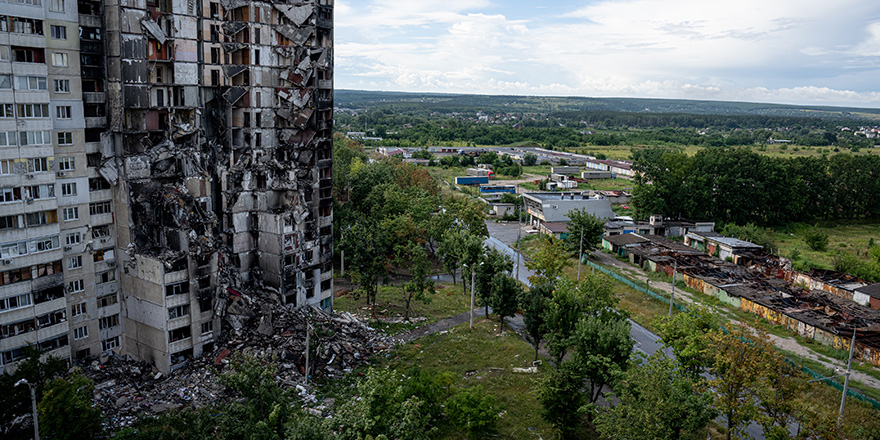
[335,0,880,107]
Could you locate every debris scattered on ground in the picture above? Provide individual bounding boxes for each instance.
[86,294,395,429]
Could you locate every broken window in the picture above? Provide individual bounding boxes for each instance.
[12,47,45,63]
[99,314,119,330]
[93,248,115,262]
[33,285,64,304]
[166,281,189,296]
[168,304,190,319]
[96,270,115,284]
[37,309,66,328]
[92,225,110,238]
[198,293,212,313]
[170,348,192,364]
[102,336,120,351]
[98,293,118,308]
[168,327,191,342]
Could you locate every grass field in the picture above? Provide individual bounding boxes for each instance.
[569,143,880,160]
[386,319,555,440]
[774,221,880,276]
[334,283,471,334]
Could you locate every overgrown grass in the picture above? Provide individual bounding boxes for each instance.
[578,178,636,192]
[775,221,880,274]
[334,284,471,334]
[592,257,880,432]
[382,319,555,440]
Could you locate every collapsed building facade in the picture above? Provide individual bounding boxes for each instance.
[0,0,334,374]
[608,233,880,369]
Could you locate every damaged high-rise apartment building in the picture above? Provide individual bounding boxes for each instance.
[0,0,334,374]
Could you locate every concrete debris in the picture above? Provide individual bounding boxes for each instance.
[86,297,393,429]
[274,4,313,27]
[140,17,167,44]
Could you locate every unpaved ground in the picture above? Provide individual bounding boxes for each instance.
[591,250,880,391]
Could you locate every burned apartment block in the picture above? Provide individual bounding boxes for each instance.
[0,0,333,374]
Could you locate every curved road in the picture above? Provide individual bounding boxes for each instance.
[483,222,769,439]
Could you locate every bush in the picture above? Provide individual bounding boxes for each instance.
[804,228,829,252]
[445,386,499,439]
[523,152,537,166]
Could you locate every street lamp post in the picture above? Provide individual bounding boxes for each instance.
[839,328,857,427]
[464,262,483,329]
[576,228,584,281]
[15,379,39,440]
[668,260,678,316]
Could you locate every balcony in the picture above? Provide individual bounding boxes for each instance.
[80,41,104,54]
[82,92,106,104]
[85,116,107,128]
[165,269,188,284]
[168,338,192,354]
[96,281,119,296]
[166,293,190,308]
[167,316,191,331]
[90,212,113,226]
[79,14,102,28]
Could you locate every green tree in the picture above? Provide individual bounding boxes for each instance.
[594,352,717,440]
[411,148,433,160]
[38,370,103,440]
[395,242,435,321]
[570,315,633,405]
[721,223,777,254]
[341,220,390,311]
[474,246,513,316]
[520,283,552,361]
[335,368,436,440]
[804,227,829,251]
[563,208,606,254]
[543,280,584,366]
[0,346,67,437]
[525,235,572,286]
[523,152,538,166]
[445,386,499,439]
[217,354,292,438]
[438,229,465,286]
[489,273,522,329]
[706,323,771,440]
[654,306,719,379]
[536,361,586,438]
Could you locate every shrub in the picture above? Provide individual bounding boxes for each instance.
[804,228,829,252]
[446,386,499,439]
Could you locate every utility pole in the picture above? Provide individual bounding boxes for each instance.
[577,228,584,281]
[668,259,677,316]
[839,328,857,427]
[15,379,39,440]
[470,267,476,329]
[515,204,522,282]
[304,323,310,385]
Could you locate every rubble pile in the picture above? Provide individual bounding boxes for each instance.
[87,294,393,429]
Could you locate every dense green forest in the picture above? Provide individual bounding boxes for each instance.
[630,147,880,225]
[335,91,880,150]
[336,90,880,120]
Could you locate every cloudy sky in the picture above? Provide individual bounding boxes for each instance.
[335,0,880,107]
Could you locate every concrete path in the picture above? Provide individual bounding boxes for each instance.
[590,250,880,391]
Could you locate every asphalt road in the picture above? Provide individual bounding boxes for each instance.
[483,226,672,359]
[484,220,767,439]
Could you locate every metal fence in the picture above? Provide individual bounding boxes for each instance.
[586,259,880,412]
